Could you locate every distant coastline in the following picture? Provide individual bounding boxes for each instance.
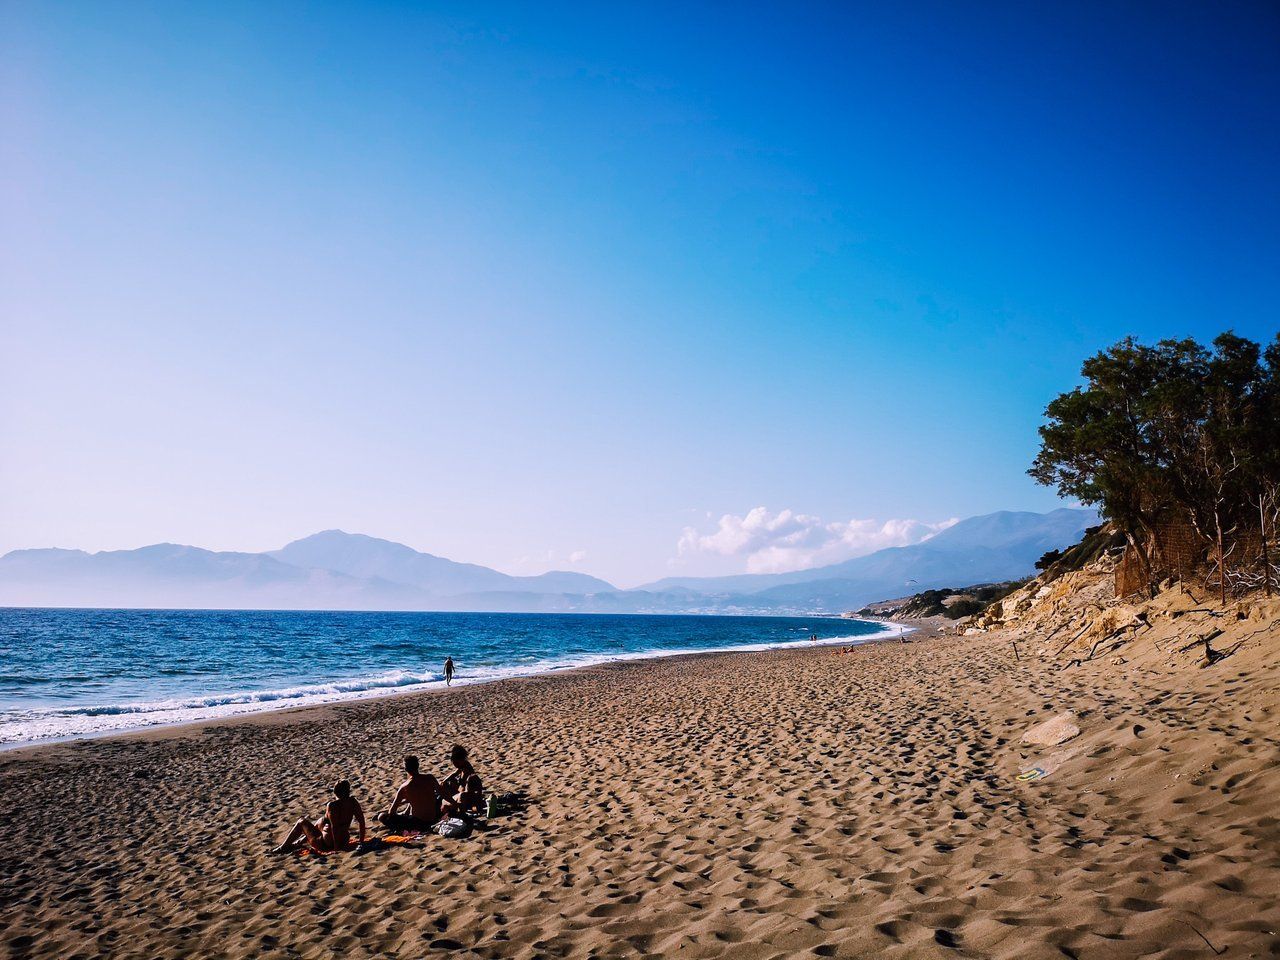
[0,509,1097,616]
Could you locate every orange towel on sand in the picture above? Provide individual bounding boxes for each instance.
[297,841,352,858]
[296,835,420,857]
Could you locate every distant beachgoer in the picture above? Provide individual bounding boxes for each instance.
[444,656,455,686]
[274,778,366,854]
[377,755,442,831]
[440,744,484,816]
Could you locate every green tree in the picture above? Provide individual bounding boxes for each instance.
[1030,331,1280,595]
[1028,337,1181,558]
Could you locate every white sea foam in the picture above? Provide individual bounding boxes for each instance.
[0,620,907,748]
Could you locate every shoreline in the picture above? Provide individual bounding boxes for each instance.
[3,619,1273,959]
[0,617,916,757]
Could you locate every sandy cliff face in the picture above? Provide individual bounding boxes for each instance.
[952,541,1280,674]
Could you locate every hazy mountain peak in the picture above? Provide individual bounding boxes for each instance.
[269,530,617,596]
[2,547,89,559]
[634,507,1099,603]
[278,529,431,557]
[1,508,1092,614]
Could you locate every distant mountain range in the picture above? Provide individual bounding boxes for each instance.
[270,530,614,597]
[0,508,1098,614]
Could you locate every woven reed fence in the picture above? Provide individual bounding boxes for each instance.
[1115,506,1278,601]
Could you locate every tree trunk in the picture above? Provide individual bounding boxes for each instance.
[1122,527,1155,597]
[1262,493,1273,598]
[1215,506,1227,607]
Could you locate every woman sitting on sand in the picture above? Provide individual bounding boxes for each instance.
[440,745,484,816]
[274,779,367,854]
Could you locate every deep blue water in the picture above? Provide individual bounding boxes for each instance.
[0,608,893,746]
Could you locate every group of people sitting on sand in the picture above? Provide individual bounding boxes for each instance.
[274,744,484,854]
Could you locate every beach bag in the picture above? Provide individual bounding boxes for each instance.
[436,817,472,839]
[486,792,519,817]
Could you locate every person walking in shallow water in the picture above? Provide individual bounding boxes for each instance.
[444,656,455,686]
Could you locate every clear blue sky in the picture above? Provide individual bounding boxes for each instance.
[2,2,1277,586]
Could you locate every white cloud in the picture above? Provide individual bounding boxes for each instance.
[677,507,958,574]
[568,550,588,564]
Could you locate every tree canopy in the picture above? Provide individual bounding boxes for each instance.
[1030,332,1280,567]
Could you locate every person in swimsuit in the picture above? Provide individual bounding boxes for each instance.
[274,779,367,854]
[440,744,484,817]
[444,656,455,687]
[377,755,442,831]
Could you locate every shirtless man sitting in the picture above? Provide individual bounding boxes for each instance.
[377,755,442,831]
[440,744,484,817]
[274,779,367,854]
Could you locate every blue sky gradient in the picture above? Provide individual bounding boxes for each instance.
[2,2,1277,584]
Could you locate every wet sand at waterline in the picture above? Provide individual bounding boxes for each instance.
[1,624,1277,959]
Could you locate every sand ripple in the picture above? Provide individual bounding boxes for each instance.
[1,626,1277,958]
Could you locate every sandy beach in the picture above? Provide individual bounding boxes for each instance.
[1,622,1277,960]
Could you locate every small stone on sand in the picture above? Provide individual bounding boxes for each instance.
[1022,711,1080,746]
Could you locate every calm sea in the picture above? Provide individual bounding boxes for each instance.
[0,608,895,747]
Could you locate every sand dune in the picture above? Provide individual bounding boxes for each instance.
[1,621,1277,959]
